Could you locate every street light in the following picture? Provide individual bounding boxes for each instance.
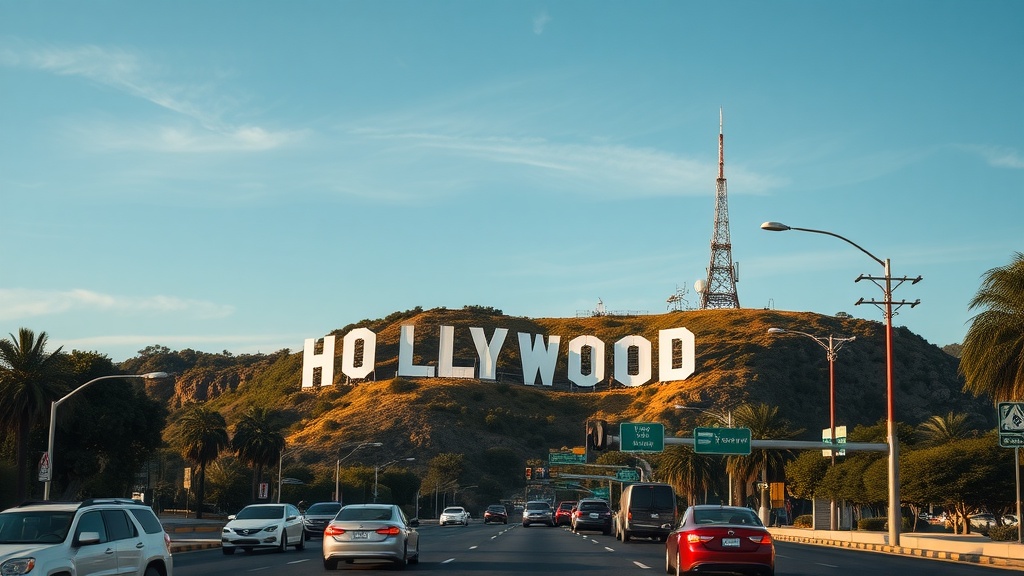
[335,442,382,504]
[674,404,734,506]
[762,221,920,546]
[44,372,169,500]
[374,457,415,503]
[768,327,855,530]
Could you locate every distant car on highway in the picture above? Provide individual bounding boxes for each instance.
[302,501,342,540]
[571,499,613,535]
[554,501,575,526]
[483,504,508,524]
[439,506,470,526]
[221,503,304,554]
[522,500,554,527]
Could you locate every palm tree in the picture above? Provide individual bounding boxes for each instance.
[0,328,66,500]
[960,252,1024,401]
[727,403,804,513]
[176,404,229,518]
[231,406,285,501]
[658,445,721,506]
[917,412,974,446]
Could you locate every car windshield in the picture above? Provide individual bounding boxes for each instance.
[337,507,394,521]
[526,502,550,510]
[235,505,284,520]
[487,506,505,512]
[691,508,762,526]
[0,511,74,544]
[443,508,464,514]
[305,503,341,515]
[578,502,609,512]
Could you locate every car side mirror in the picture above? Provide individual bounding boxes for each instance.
[75,532,101,546]
[228,515,236,521]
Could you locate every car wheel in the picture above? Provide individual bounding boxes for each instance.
[523,522,529,527]
[278,536,287,552]
[222,546,235,555]
[394,544,408,570]
[303,529,310,541]
[323,558,338,570]
[409,540,420,565]
[623,529,631,542]
[144,566,161,576]
[296,534,305,551]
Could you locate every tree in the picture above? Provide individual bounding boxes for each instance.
[0,328,67,501]
[960,251,1024,401]
[657,445,721,506]
[230,406,285,502]
[727,403,804,510]
[916,412,975,447]
[176,404,229,519]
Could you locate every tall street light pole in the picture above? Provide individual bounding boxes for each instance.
[762,221,920,546]
[674,404,734,506]
[44,372,169,500]
[335,442,382,503]
[374,457,415,503]
[768,327,855,530]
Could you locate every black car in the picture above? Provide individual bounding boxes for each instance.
[571,499,612,535]
[301,501,342,540]
[483,504,508,524]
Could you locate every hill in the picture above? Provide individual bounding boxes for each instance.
[121,306,989,501]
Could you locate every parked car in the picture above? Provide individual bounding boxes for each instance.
[571,499,613,535]
[522,500,555,527]
[615,482,677,542]
[554,501,575,526]
[439,506,470,526]
[302,501,342,540]
[0,498,173,576]
[483,505,508,524]
[969,513,998,534]
[666,505,775,576]
[221,503,304,554]
[1002,514,1019,527]
[322,504,419,569]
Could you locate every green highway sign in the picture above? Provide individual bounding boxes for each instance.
[549,451,587,465]
[694,427,752,455]
[619,422,665,453]
[615,468,640,481]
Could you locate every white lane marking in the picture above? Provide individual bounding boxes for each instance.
[469,545,478,549]
[604,546,615,552]
[442,558,456,564]
[634,561,651,569]
[817,562,839,568]
[286,559,309,564]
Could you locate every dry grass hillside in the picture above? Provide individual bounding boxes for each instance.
[147,306,989,487]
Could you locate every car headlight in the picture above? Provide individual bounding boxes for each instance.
[263,525,280,533]
[1,558,37,575]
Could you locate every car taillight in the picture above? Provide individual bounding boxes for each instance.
[686,533,714,543]
[748,534,773,545]
[164,532,172,555]
[376,526,401,536]
[324,524,346,536]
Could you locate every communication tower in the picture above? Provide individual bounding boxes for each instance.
[698,109,741,309]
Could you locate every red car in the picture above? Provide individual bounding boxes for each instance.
[554,501,575,526]
[665,505,775,576]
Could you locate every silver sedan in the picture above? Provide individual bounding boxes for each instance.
[322,504,419,569]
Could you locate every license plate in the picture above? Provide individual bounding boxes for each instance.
[650,513,659,518]
[353,531,369,540]
[722,537,741,547]
[589,513,599,518]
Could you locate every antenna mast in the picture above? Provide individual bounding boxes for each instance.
[699,108,741,309]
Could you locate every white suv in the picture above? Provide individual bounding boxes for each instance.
[0,498,173,576]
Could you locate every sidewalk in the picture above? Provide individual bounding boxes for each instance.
[769,526,1024,570]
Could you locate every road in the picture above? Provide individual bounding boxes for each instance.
[173,521,1013,576]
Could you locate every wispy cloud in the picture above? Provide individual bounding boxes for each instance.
[0,288,234,321]
[533,10,551,35]
[962,144,1024,169]
[0,39,298,152]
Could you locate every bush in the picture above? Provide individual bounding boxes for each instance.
[988,525,1018,541]
[793,514,812,528]
[858,517,887,531]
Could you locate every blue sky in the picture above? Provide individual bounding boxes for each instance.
[1,1,1021,362]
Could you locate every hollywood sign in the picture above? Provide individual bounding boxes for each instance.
[301,325,695,389]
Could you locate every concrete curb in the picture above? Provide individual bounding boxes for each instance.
[171,540,222,553]
[770,529,1024,570]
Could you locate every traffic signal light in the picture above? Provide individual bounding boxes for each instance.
[587,420,609,451]
[525,467,532,480]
